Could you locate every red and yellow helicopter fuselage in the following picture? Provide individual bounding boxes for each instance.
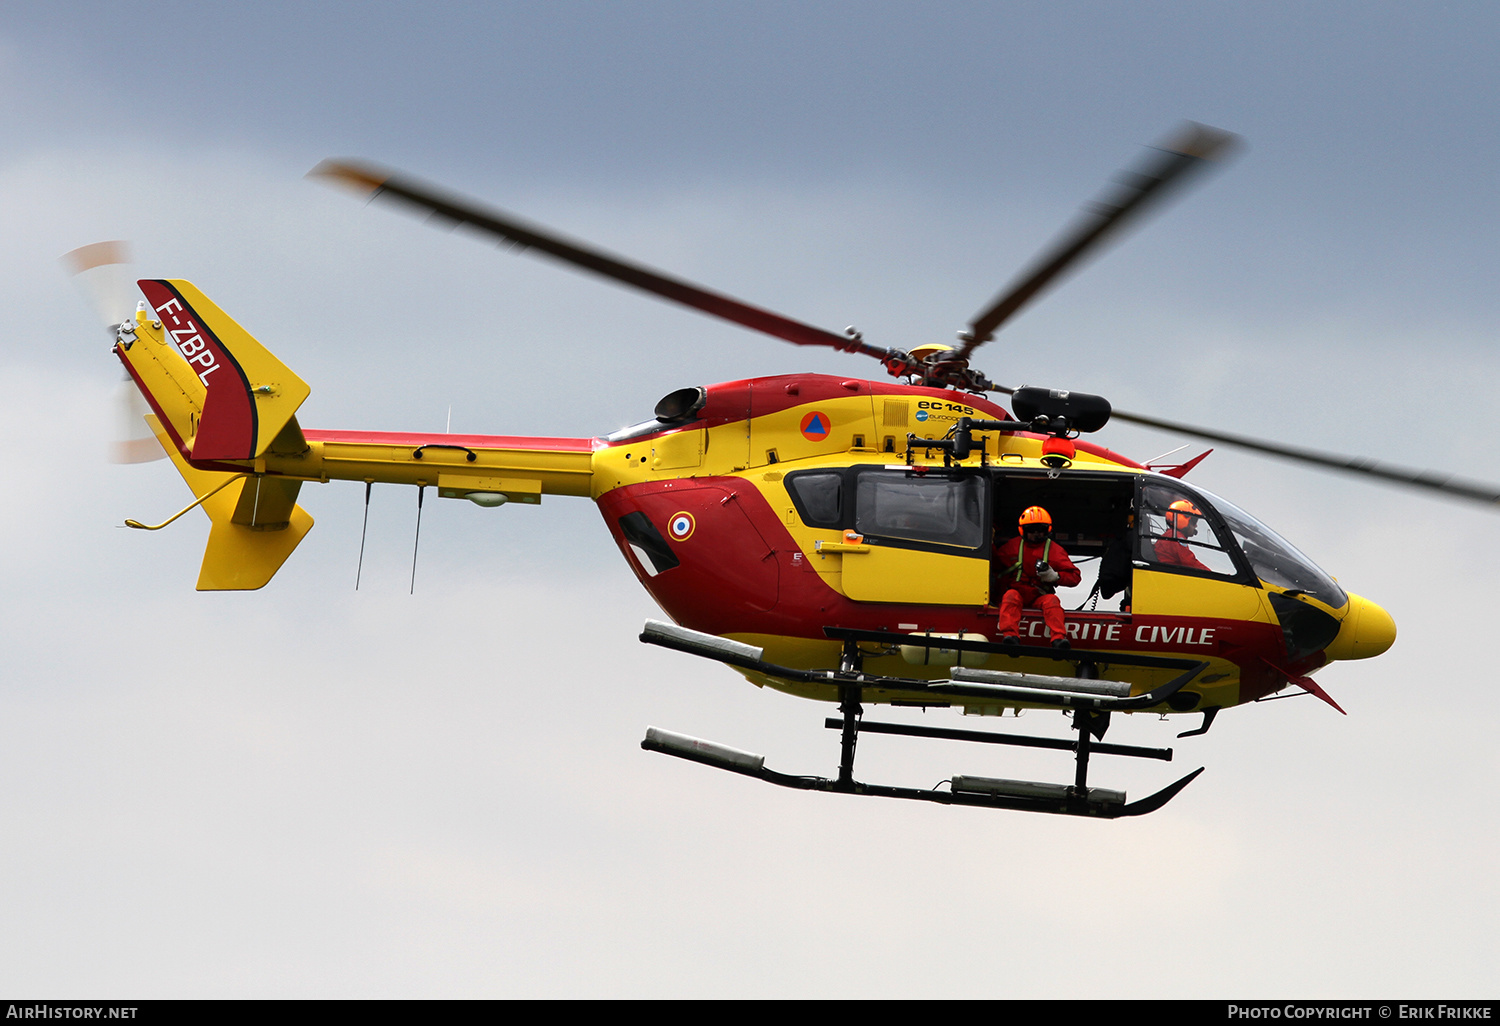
[115,280,1394,721]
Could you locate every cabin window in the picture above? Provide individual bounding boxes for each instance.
[854,472,986,550]
[1137,481,1240,578]
[786,471,844,529]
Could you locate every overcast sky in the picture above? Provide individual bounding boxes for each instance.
[1,2,1497,998]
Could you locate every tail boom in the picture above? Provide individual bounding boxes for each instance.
[267,430,595,500]
[114,278,596,589]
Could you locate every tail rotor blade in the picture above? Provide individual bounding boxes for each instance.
[62,240,135,332]
[111,375,163,464]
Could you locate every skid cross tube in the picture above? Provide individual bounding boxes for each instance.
[824,717,1174,762]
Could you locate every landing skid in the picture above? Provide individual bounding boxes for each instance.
[637,620,1207,819]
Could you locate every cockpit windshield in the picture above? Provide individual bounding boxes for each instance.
[1193,485,1347,608]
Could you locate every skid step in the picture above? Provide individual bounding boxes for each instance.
[821,716,1173,761]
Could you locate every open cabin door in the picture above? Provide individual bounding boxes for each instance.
[989,469,1140,613]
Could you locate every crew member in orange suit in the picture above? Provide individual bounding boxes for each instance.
[1154,499,1211,572]
[995,506,1081,650]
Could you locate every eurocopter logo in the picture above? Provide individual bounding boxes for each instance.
[799,411,830,441]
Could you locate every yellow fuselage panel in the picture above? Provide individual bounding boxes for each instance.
[841,544,989,605]
[1132,567,1275,624]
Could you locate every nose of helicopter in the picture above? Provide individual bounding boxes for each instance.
[1323,592,1396,661]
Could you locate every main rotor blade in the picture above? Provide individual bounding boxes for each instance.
[310,160,884,359]
[1108,407,1500,507]
[961,123,1240,357]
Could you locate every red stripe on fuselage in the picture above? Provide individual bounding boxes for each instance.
[597,375,1018,446]
[302,430,597,451]
[704,375,1013,422]
[596,375,1144,469]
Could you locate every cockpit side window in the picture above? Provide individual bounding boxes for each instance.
[1138,481,1241,579]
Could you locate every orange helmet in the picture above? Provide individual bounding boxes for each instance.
[1018,506,1052,533]
[1167,499,1201,535]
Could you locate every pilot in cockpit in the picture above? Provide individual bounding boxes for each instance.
[1154,499,1211,572]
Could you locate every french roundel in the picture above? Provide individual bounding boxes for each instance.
[799,411,830,441]
[667,511,695,541]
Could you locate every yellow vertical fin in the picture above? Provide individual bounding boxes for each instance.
[137,279,310,460]
[145,415,314,591]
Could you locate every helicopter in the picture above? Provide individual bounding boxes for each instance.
[85,123,1491,820]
